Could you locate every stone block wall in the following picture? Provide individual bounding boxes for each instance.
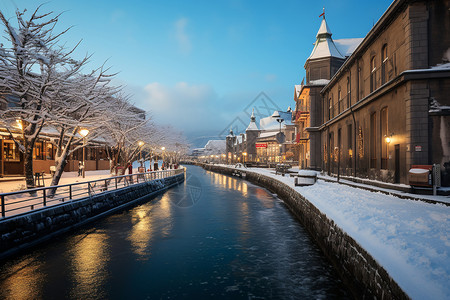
[0,173,184,259]
[203,164,408,300]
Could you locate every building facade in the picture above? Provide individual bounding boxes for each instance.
[226,109,298,164]
[299,0,450,186]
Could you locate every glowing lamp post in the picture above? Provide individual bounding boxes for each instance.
[79,129,89,178]
[242,152,247,164]
[138,141,144,167]
[161,147,166,169]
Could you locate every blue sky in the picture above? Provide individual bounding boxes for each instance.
[1,0,393,146]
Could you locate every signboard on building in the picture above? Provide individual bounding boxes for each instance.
[255,143,268,148]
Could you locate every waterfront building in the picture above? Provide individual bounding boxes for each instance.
[226,108,297,164]
[297,0,450,186]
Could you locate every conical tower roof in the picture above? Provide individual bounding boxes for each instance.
[307,16,344,60]
[246,108,259,131]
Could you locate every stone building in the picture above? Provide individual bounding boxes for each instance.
[226,109,297,164]
[298,0,450,186]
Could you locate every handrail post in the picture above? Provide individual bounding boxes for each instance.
[69,185,72,200]
[1,195,5,218]
[105,179,108,190]
[115,177,118,189]
[43,189,47,207]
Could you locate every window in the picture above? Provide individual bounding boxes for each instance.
[347,124,353,164]
[370,56,376,92]
[381,44,388,85]
[46,143,55,160]
[380,107,388,169]
[33,141,44,160]
[346,77,351,108]
[370,112,377,168]
[338,88,342,114]
[3,140,20,161]
[327,97,331,120]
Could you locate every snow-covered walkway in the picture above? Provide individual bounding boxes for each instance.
[244,167,449,299]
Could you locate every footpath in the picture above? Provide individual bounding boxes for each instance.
[210,164,450,300]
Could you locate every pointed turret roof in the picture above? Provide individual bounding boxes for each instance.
[307,16,344,61]
[246,108,259,131]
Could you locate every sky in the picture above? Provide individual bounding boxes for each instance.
[0,0,394,147]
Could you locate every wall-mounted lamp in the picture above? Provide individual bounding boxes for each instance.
[384,133,393,144]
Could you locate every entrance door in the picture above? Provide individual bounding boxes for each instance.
[394,144,400,183]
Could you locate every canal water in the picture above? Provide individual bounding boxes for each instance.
[0,166,350,299]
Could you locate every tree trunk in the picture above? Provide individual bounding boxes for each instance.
[24,146,35,189]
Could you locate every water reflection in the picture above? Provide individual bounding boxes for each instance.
[0,257,45,299]
[128,206,154,260]
[68,231,109,299]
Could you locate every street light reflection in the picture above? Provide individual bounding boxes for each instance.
[69,231,108,299]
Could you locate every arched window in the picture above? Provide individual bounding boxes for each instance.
[381,44,388,85]
[370,56,376,92]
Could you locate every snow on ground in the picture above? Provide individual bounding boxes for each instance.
[0,170,112,194]
[236,166,449,300]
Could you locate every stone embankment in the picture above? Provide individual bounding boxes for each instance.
[0,173,185,260]
[202,164,408,300]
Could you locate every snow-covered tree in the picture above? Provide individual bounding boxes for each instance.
[0,6,92,188]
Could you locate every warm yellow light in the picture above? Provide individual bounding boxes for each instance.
[221,154,226,157]
[385,136,391,144]
[138,141,144,147]
[161,147,165,151]
[15,119,23,130]
[79,129,89,137]
[243,152,247,156]
[210,155,214,157]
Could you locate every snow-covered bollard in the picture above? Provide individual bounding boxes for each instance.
[295,170,317,186]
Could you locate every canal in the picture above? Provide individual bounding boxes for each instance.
[0,165,350,299]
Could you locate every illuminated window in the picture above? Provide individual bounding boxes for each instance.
[3,140,20,161]
[33,141,44,160]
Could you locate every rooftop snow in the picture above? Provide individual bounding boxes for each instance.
[334,38,364,57]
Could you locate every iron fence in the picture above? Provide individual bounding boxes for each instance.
[0,168,185,219]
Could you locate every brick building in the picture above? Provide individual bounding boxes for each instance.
[298,0,450,186]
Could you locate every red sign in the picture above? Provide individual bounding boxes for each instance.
[255,143,267,148]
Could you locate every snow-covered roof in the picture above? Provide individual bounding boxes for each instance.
[204,140,226,154]
[246,109,259,131]
[309,79,330,86]
[295,85,303,98]
[308,18,344,60]
[334,38,364,57]
[258,131,278,138]
[259,111,293,131]
[316,18,332,38]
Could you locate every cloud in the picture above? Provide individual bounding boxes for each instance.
[174,18,192,54]
[142,82,220,133]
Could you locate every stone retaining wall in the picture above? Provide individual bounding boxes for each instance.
[203,164,408,300]
[0,173,185,260]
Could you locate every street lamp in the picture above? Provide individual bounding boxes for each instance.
[242,152,247,164]
[161,147,165,169]
[79,129,89,178]
[272,111,284,133]
[138,141,144,167]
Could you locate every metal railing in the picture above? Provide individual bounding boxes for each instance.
[0,168,185,219]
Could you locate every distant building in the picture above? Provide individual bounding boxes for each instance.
[296,0,450,186]
[226,109,297,164]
